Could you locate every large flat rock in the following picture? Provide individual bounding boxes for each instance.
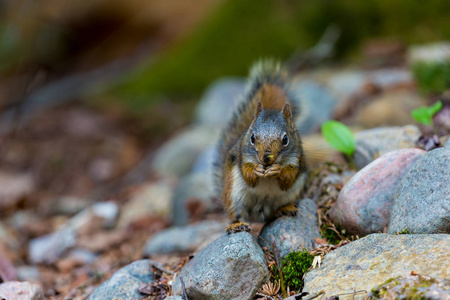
[303,233,450,299]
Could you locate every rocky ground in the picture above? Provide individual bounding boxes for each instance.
[1,42,450,300]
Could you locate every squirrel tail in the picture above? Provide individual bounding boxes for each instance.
[214,59,300,195]
[246,60,298,113]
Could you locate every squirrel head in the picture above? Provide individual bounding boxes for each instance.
[246,101,298,166]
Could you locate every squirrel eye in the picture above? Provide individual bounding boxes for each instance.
[250,133,255,145]
[282,133,289,146]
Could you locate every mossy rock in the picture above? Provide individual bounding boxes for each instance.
[369,274,450,299]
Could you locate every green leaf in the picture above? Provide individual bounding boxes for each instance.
[321,120,355,157]
[429,100,443,115]
[411,100,442,126]
[411,107,432,125]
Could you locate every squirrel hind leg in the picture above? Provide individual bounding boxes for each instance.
[274,202,299,218]
[226,221,252,235]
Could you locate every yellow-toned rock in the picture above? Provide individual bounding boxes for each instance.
[303,233,450,300]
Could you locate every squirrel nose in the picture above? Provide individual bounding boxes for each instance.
[262,151,276,165]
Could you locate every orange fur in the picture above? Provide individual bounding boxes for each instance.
[276,202,298,216]
[254,84,288,110]
[241,162,260,187]
[222,159,234,217]
[277,164,299,191]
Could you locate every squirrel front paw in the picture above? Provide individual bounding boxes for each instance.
[254,164,266,178]
[264,164,281,178]
[226,221,252,234]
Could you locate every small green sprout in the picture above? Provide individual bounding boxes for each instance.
[321,120,356,157]
[398,228,410,234]
[267,155,274,158]
[411,100,442,126]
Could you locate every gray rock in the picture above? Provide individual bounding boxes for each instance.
[0,171,35,210]
[10,210,40,233]
[388,147,450,234]
[172,172,217,226]
[165,297,184,300]
[435,105,450,135]
[29,227,76,264]
[327,71,366,102]
[49,196,92,215]
[16,266,41,282]
[306,68,411,106]
[118,180,174,229]
[68,248,97,264]
[172,232,268,300]
[144,220,225,255]
[258,199,321,258]
[408,42,450,64]
[195,77,246,128]
[356,91,426,128]
[303,233,450,299]
[69,202,119,233]
[330,149,425,235]
[354,125,421,169]
[191,145,219,174]
[152,126,217,177]
[369,274,450,300]
[0,281,45,300]
[29,201,120,264]
[87,260,154,300]
[368,69,412,89]
[327,69,412,102]
[447,137,450,147]
[91,202,119,229]
[292,80,336,134]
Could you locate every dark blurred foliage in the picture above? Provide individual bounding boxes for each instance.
[413,62,450,95]
[115,0,450,100]
[0,0,216,73]
[1,0,450,134]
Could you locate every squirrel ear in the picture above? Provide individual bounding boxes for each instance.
[255,99,262,117]
[282,101,292,119]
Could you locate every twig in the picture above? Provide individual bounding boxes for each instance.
[285,24,341,73]
[334,290,367,297]
[255,293,278,300]
[180,276,189,300]
[271,236,287,299]
[303,290,325,300]
[149,259,175,275]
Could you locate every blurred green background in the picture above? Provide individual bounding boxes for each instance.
[1,0,450,137]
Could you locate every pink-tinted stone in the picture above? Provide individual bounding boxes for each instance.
[330,148,425,235]
[0,281,45,300]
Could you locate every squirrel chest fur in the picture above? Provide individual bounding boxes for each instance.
[214,61,307,233]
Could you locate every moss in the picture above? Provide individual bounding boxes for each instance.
[321,225,341,245]
[371,275,441,299]
[412,62,450,95]
[113,0,316,101]
[273,250,315,292]
[398,228,410,234]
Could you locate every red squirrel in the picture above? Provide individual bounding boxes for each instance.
[215,60,307,234]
